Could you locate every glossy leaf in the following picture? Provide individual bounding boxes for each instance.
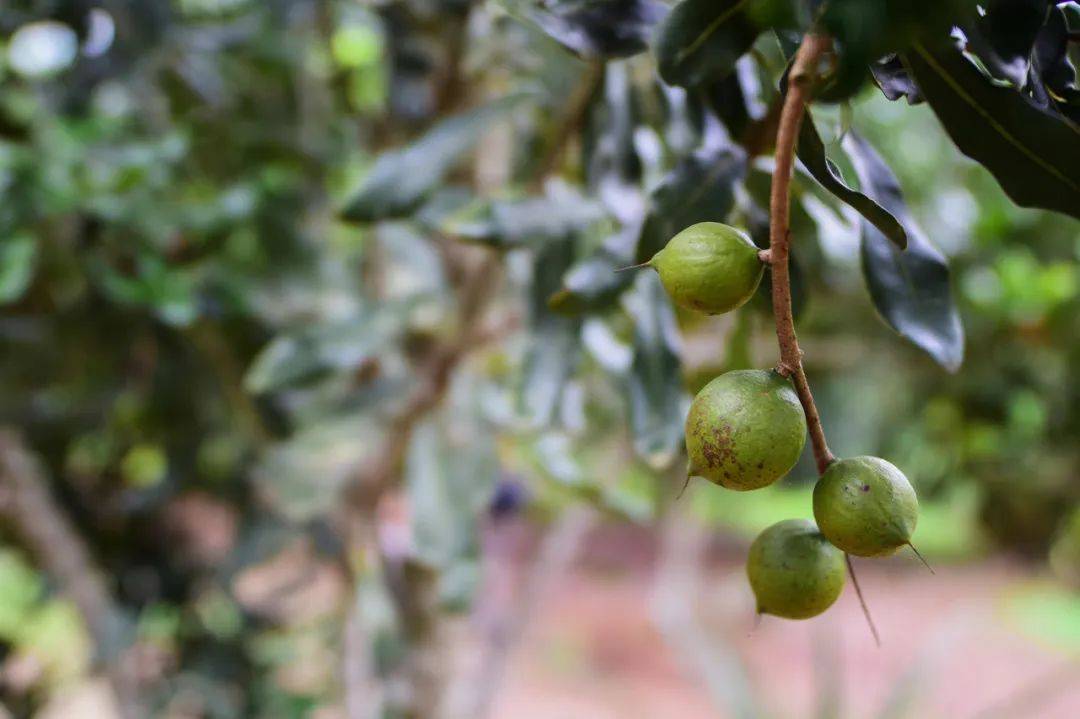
[1032,5,1080,123]
[963,0,1050,87]
[518,0,669,59]
[622,271,685,467]
[904,39,1080,219]
[341,95,525,222]
[795,111,908,249]
[871,55,923,104]
[843,132,964,372]
[653,0,762,88]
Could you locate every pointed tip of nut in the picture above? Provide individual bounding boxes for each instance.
[614,260,653,273]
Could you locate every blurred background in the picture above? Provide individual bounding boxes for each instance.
[1,1,1079,718]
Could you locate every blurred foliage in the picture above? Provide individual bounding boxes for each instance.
[0,0,1078,715]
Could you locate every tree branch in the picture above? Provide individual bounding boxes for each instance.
[768,34,835,476]
[344,250,501,510]
[0,430,141,718]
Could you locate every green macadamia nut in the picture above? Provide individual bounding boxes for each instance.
[747,518,846,620]
[813,456,919,557]
[686,369,807,491]
[649,222,763,315]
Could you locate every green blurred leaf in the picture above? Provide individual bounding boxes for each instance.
[622,271,684,468]
[0,549,44,639]
[341,95,527,222]
[517,237,581,427]
[120,443,168,488]
[0,234,36,303]
[440,186,606,249]
[1004,582,1080,650]
[244,303,409,394]
[904,39,1080,219]
[547,226,637,314]
[406,420,496,607]
[253,415,385,521]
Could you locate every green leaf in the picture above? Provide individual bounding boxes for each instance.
[547,226,637,314]
[903,39,1080,219]
[341,95,526,222]
[440,186,607,248]
[254,414,386,521]
[796,112,908,249]
[0,234,37,303]
[406,420,496,608]
[653,0,762,88]
[517,238,581,427]
[844,132,964,372]
[510,0,669,59]
[244,304,408,393]
[635,140,745,263]
[622,271,685,468]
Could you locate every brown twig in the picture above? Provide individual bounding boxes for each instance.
[767,34,835,476]
[769,35,881,645]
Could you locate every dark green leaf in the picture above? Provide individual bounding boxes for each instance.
[1032,5,1080,123]
[623,271,684,467]
[703,72,752,140]
[635,138,745,263]
[341,95,526,222]
[871,55,923,104]
[844,132,964,371]
[795,111,908,249]
[653,0,761,88]
[903,39,1080,219]
[517,0,669,59]
[963,0,1050,87]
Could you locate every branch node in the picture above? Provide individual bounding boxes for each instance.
[757,249,773,265]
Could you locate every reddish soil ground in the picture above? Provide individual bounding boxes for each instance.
[488,525,1080,719]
